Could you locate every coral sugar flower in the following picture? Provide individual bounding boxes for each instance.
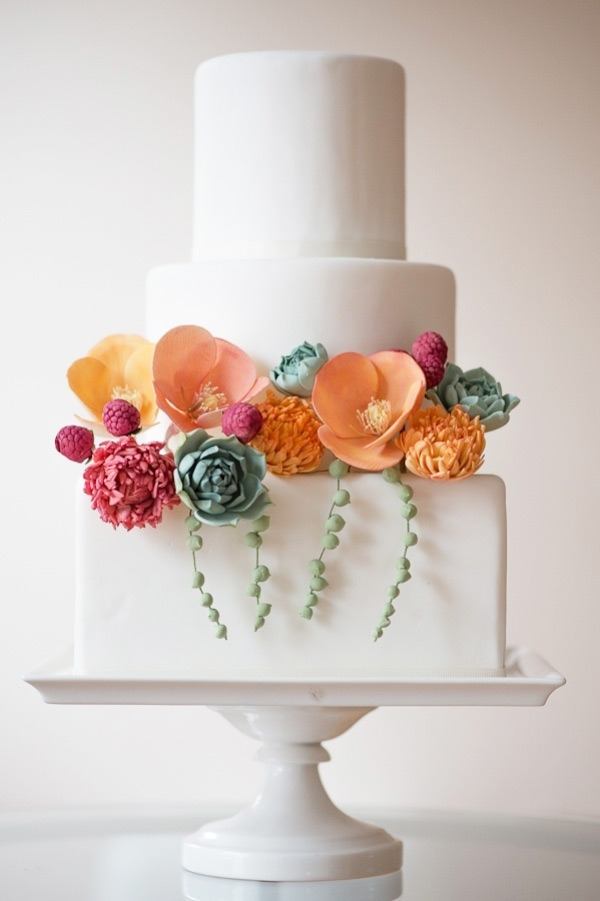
[152,325,269,433]
[312,351,426,471]
[398,406,485,480]
[67,334,156,428]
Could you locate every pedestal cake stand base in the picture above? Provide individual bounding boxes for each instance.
[184,706,400,881]
[24,646,565,883]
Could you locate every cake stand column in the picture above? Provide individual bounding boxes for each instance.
[182,705,402,882]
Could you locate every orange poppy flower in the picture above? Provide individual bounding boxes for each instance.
[312,351,426,471]
[152,325,269,433]
[67,334,156,428]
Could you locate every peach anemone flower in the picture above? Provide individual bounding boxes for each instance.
[67,334,156,428]
[312,351,426,471]
[152,325,269,434]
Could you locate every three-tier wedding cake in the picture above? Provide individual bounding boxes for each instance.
[61,52,515,678]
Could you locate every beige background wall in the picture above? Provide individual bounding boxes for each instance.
[2,0,598,820]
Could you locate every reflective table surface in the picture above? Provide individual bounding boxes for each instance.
[1,806,598,900]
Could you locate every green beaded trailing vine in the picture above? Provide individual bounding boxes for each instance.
[245,515,272,631]
[185,513,273,637]
[372,468,418,641]
[300,458,350,620]
[184,514,228,640]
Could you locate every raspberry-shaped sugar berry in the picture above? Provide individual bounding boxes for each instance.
[222,402,263,444]
[55,425,95,462]
[411,331,449,388]
[102,399,141,436]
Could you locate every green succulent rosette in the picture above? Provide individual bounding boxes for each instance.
[174,430,270,526]
[427,363,520,432]
[270,341,328,397]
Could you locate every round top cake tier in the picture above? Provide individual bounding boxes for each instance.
[192,51,406,262]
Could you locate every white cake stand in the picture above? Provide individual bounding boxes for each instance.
[24,646,564,883]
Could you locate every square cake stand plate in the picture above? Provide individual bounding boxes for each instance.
[24,646,564,883]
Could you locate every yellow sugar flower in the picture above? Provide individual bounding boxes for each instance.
[250,391,324,476]
[397,406,485,481]
[67,334,156,428]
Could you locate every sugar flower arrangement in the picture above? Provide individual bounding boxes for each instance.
[56,324,519,641]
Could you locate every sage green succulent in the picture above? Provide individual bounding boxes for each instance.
[270,341,328,397]
[427,363,520,431]
[174,429,270,526]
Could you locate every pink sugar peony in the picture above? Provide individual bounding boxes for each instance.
[83,436,179,530]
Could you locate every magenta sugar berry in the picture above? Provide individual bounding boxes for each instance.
[102,399,141,436]
[55,425,95,462]
[411,331,448,364]
[222,402,263,444]
[411,331,449,389]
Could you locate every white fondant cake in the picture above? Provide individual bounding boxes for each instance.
[75,473,505,677]
[72,52,508,677]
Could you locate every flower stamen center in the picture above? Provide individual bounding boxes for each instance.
[357,398,392,435]
[190,382,228,418]
[112,385,142,411]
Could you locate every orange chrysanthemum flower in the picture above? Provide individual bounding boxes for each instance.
[250,392,324,476]
[397,406,485,481]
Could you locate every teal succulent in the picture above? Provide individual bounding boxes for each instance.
[270,341,328,397]
[427,363,520,432]
[174,430,270,526]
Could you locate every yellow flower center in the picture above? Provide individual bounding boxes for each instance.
[112,385,142,411]
[190,382,228,417]
[357,398,392,436]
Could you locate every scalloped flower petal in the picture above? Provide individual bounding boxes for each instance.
[153,383,198,433]
[368,350,426,419]
[364,378,427,449]
[239,376,270,404]
[123,341,157,426]
[152,326,217,412]
[312,353,380,439]
[87,334,149,376]
[318,424,404,471]
[212,339,268,406]
[67,357,115,421]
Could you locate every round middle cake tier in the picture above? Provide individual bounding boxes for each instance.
[146,258,456,368]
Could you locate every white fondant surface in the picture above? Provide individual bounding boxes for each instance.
[193,52,405,261]
[74,474,506,678]
[146,259,455,368]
